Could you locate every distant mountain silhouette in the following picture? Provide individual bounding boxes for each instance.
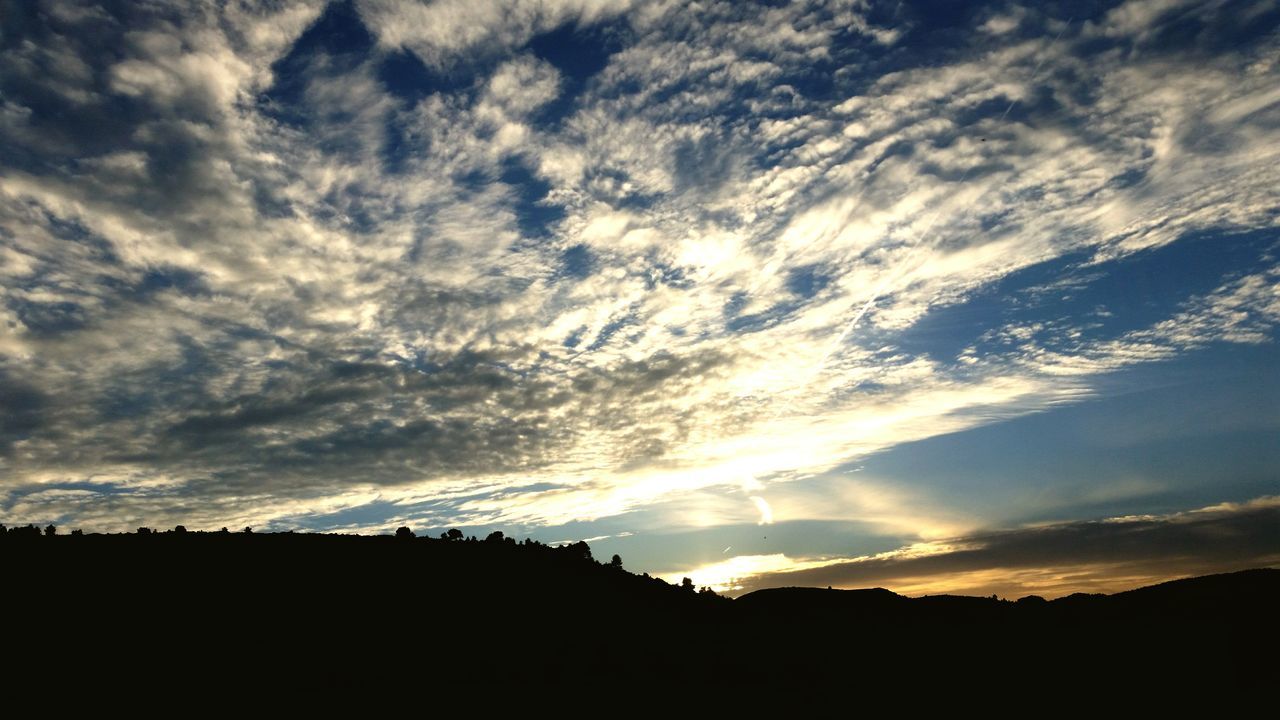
[3,524,1276,696]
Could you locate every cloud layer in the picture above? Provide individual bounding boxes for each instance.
[728,497,1280,598]
[2,0,1277,584]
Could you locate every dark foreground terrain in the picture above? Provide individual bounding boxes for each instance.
[4,525,1276,696]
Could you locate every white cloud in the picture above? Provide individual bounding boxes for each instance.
[0,0,1276,546]
[356,0,635,65]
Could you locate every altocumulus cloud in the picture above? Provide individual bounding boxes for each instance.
[0,0,1278,581]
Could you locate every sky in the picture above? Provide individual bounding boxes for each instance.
[2,0,1278,598]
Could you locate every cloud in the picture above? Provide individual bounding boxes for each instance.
[0,0,1277,547]
[731,496,1280,598]
[749,495,773,525]
[356,0,635,67]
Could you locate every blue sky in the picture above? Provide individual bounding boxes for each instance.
[1,0,1278,596]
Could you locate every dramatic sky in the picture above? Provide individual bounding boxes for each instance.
[2,0,1278,597]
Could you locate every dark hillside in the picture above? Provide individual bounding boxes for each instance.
[3,525,1276,694]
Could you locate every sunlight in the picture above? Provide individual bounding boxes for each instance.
[750,495,774,525]
[662,553,841,594]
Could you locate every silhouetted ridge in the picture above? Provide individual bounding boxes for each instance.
[736,586,912,617]
[2,524,1276,693]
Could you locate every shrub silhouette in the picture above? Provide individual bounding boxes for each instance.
[563,540,592,561]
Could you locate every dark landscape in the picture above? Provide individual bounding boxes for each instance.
[5,524,1276,691]
[3,1,1280,700]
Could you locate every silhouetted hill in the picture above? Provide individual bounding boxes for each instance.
[1112,567,1280,607]
[737,569,1280,625]
[3,524,1276,696]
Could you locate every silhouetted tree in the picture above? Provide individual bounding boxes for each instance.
[486,531,504,543]
[174,525,187,534]
[681,577,695,592]
[610,554,623,570]
[243,526,253,534]
[44,524,57,536]
[71,529,83,536]
[137,527,152,535]
[446,528,464,541]
[219,527,229,534]
[561,541,592,561]
[396,526,414,540]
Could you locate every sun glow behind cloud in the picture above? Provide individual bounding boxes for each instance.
[666,539,964,594]
[662,553,836,594]
[672,499,1280,597]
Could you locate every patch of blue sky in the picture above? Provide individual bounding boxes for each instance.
[285,499,411,533]
[259,0,375,127]
[557,243,595,279]
[586,313,637,352]
[724,265,836,334]
[848,341,1280,525]
[1,482,134,527]
[376,47,475,104]
[500,158,568,242]
[888,227,1280,364]
[286,480,578,535]
[527,18,627,125]
[786,264,834,299]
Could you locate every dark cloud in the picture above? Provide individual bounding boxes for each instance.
[0,371,45,454]
[739,502,1280,596]
[673,133,737,195]
[22,335,737,496]
[166,380,381,441]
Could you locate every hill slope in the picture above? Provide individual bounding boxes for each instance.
[4,527,1276,693]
